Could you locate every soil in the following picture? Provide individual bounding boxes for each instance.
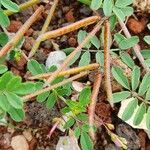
[0,0,150,150]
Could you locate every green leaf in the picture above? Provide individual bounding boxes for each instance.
[81,124,90,132]
[144,59,150,67]
[0,32,9,46]
[46,92,57,109]
[112,91,131,103]
[122,98,138,121]
[64,118,75,129]
[79,51,91,67]
[90,0,102,10]
[131,66,140,91]
[109,15,117,31]
[120,52,135,68]
[146,107,150,129]
[96,51,104,66]
[113,7,125,22]
[145,86,150,100]
[0,94,10,111]
[133,102,146,126]
[144,36,150,44]
[112,66,130,89]
[37,91,49,103]
[68,51,81,66]
[121,7,133,17]
[6,76,22,91]
[8,107,25,122]
[13,82,36,95]
[77,30,91,49]
[120,36,139,49]
[141,49,150,59]
[114,33,139,49]
[90,35,100,49]
[5,92,23,109]
[115,0,133,8]
[0,65,8,74]
[138,73,150,96]
[76,113,88,122]
[0,72,13,90]
[103,0,113,16]
[80,132,93,150]
[79,87,91,106]
[74,127,81,138]
[27,59,45,75]
[1,0,19,12]
[0,11,10,27]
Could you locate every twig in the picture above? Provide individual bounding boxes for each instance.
[104,20,113,107]
[4,0,41,16]
[88,73,102,141]
[0,6,44,58]
[28,16,101,58]
[22,71,88,101]
[45,17,106,85]
[29,0,59,58]
[118,19,150,72]
[28,63,100,80]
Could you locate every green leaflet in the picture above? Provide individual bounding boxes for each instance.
[79,87,91,106]
[103,0,113,16]
[112,91,131,103]
[5,92,23,109]
[79,51,91,67]
[120,52,135,69]
[90,0,102,10]
[112,66,130,89]
[133,102,146,126]
[131,66,140,91]
[115,0,133,8]
[80,132,93,150]
[122,98,138,121]
[0,11,10,27]
[1,0,19,12]
[138,73,150,96]
[46,92,57,109]
[8,107,25,122]
[0,65,8,74]
[146,107,150,129]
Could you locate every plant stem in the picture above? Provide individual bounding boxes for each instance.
[29,0,59,58]
[45,17,106,86]
[118,19,150,72]
[104,20,113,107]
[28,63,100,80]
[4,0,41,16]
[29,16,101,58]
[88,73,102,141]
[22,71,88,101]
[0,6,44,58]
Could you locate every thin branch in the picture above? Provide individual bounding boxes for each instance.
[29,16,101,58]
[88,73,102,141]
[22,71,88,101]
[45,17,106,85]
[0,6,44,58]
[28,63,100,80]
[119,19,150,72]
[28,0,59,58]
[4,0,41,16]
[104,20,113,107]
